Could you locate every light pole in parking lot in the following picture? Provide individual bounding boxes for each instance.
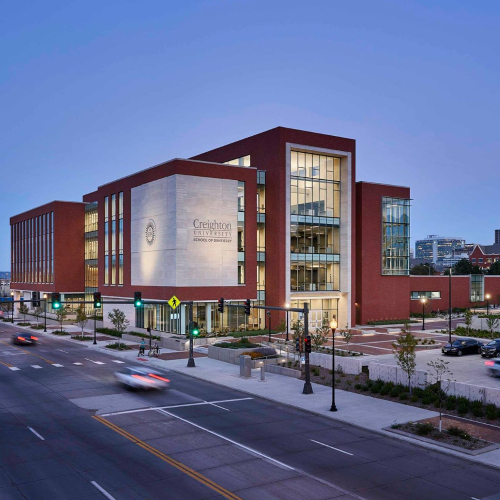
[421,298,426,331]
[43,293,47,332]
[330,317,338,412]
[448,267,452,344]
[486,294,491,316]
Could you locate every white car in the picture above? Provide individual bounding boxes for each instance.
[485,359,500,377]
[115,367,170,390]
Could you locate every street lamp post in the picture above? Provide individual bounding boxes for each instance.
[330,317,338,412]
[10,291,14,323]
[267,311,271,342]
[421,298,426,331]
[448,268,452,344]
[486,294,491,316]
[285,303,290,342]
[43,293,47,332]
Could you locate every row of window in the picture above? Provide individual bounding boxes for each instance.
[104,193,124,286]
[382,197,410,276]
[411,291,441,300]
[11,212,54,284]
[472,257,499,264]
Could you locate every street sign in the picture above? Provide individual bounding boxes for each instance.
[168,295,180,310]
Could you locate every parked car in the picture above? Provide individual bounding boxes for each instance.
[485,359,500,377]
[12,333,38,346]
[481,339,500,358]
[114,367,170,390]
[442,338,483,356]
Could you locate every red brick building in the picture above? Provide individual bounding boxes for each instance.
[10,127,499,330]
[470,244,500,270]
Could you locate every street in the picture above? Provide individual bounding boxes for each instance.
[1,322,500,500]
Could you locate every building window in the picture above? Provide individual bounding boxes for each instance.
[224,155,251,167]
[411,291,441,300]
[382,197,410,275]
[479,258,483,263]
[471,274,484,302]
[104,196,109,285]
[51,212,54,283]
[238,181,245,284]
[111,194,116,285]
[119,192,123,285]
[290,150,341,292]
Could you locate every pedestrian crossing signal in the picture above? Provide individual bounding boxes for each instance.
[93,292,102,308]
[134,291,143,308]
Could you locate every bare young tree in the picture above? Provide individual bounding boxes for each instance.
[108,308,130,349]
[18,303,29,323]
[341,329,353,353]
[33,307,44,326]
[463,309,473,335]
[55,305,70,333]
[75,305,88,338]
[392,321,418,395]
[310,317,329,351]
[427,359,453,432]
[486,315,500,339]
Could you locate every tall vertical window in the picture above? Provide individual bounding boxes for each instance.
[382,197,410,275]
[238,182,245,284]
[471,274,484,302]
[290,151,341,292]
[111,194,116,285]
[118,192,123,285]
[104,196,109,285]
[51,212,54,283]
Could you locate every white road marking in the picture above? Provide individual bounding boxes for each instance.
[31,365,42,369]
[57,349,69,353]
[85,358,105,365]
[8,367,20,371]
[73,362,83,365]
[53,364,64,367]
[310,439,354,456]
[111,360,125,363]
[91,481,116,500]
[158,408,296,470]
[28,427,45,440]
[210,403,230,411]
[101,397,254,417]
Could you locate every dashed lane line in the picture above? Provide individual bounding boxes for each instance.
[0,341,55,364]
[31,365,42,369]
[91,481,116,500]
[28,427,45,440]
[85,358,105,365]
[73,362,83,365]
[111,360,125,363]
[310,439,354,456]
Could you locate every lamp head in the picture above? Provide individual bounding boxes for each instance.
[43,293,47,299]
[486,294,491,300]
[285,303,290,309]
[330,318,338,329]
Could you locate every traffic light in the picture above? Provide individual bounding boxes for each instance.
[134,291,143,308]
[32,291,40,308]
[244,299,251,316]
[295,338,300,352]
[192,326,200,336]
[304,335,312,353]
[217,298,225,314]
[93,291,102,308]
[52,292,61,310]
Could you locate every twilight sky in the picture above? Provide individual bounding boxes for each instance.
[1,0,499,270]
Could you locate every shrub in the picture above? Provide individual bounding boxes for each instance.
[312,367,320,376]
[470,400,484,417]
[457,397,469,415]
[390,386,401,398]
[380,384,391,396]
[399,393,408,401]
[415,422,433,436]
[354,383,362,390]
[413,387,424,398]
[17,322,31,326]
[485,404,499,420]
[421,396,434,406]
[354,375,360,381]
[370,385,380,394]
[253,347,277,357]
[52,330,70,336]
[360,384,369,391]
[72,336,93,341]
[366,380,374,388]
[106,342,132,350]
[445,396,457,411]
[241,351,263,360]
[447,425,471,440]
[410,395,419,403]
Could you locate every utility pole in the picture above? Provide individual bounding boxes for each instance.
[187,301,195,367]
[302,302,313,394]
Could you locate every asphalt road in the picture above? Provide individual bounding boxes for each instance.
[1,323,500,500]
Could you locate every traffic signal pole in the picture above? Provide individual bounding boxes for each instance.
[187,301,195,367]
[302,303,313,395]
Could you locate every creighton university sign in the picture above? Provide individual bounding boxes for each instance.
[193,218,232,242]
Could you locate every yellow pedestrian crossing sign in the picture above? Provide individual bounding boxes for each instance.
[168,295,180,310]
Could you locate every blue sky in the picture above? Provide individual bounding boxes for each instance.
[1,0,499,269]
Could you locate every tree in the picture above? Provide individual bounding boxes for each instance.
[33,307,44,326]
[464,309,473,335]
[427,359,453,433]
[471,265,484,275]
[310,317,329,351]
[55,305,70,333]
[291,319,304,357]
[486,315,500,339]
[341,329,353,353]
[108,308,130,348]
[277,318,287,340]
[75,305,88,338]
[453,258,473,275]
[488,261,500,275]
[18,303,29,322]
[392,322,418,395]
[410,263,437,275]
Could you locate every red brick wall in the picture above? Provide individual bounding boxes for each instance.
[356,182,410,324]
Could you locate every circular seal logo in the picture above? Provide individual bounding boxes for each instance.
[145,219,156,246]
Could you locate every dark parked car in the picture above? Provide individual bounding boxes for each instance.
[442,338,483,356]
[481,339,500,358]
[12,333,38,346]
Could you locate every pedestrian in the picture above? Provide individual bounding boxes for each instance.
[139,339,146,356]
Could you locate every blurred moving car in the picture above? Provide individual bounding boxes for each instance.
[485,359,500,377]
[481,339,500,358]
[12,333,38,346]
[114,367,170,390]
[442,338,483,356]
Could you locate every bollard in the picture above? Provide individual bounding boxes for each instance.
[259,363,266,382]
[240,355,251,378]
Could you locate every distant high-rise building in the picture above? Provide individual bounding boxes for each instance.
[495,230,500,245]
[414,235,465,264]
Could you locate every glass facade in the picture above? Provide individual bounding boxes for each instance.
[289,298,339,328]
[238,181,245,284]
[111,194,116,285]
[84,202,99,314]
[410,291,441,300]
[290,151,341,292]
[415,236,465,264]
[119,192,123,285]
[104,196,109,285]
[382,197,410,275]
[224,155,251,167]
[470,274,484,302]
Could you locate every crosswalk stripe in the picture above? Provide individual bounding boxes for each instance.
[73,362,83,365]
[31,365,42,369]
[8,367,20,371]
[111,360,125,363]
[53,364,64,367]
